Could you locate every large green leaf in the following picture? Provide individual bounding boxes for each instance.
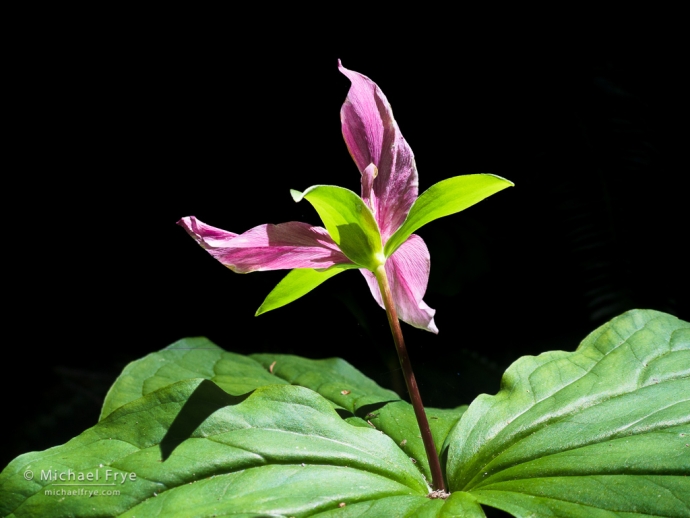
[291,185,384,270]
[384,174,514,257]
[4,310,687,517]
[100,337,288,419]
[255,264,359,316]
[363,402,468,486]
[102,338,466,484]
[251,353,467,484]
[1,380,429,517]
[447,309,690,517]
[104,343,466,488]
[312,491,485,517]
[251,353,401,412]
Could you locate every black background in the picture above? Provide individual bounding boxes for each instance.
[4,15,686,482]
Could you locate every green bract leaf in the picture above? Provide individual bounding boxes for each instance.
[292,185,384,270]
[384,174,514,257]
[1,381,429,517]
[256,264,358,316]
[446,309,690,517]
[100,337,287,419]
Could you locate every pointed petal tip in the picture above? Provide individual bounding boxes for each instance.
[411,306,438,334]
[177,215,193,227]
[428,319,439,334]
[337,60,355,79]
[179,217,350,273]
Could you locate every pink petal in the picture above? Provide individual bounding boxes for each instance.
[360,163,378,214]
[178,216,353,273]
[360,234,438,333]
[339,61,419,243]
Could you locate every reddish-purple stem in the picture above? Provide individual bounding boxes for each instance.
[374,265,446,492]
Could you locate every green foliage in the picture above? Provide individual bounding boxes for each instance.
[100,337,288,419]
[1,310,688,517]
[292,185,384,270]
[255,264,359,316]
[256,176,513,317]
[447,309,690,516]
[250,354,467,483]
[384,174,514,257]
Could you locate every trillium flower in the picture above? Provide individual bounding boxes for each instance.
[179,61,512,333]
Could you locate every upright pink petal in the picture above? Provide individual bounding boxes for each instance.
[360,234,438,333]
[178,216,352,273]
[339,61,419,242]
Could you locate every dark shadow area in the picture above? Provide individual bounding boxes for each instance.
[333,400,399,420]
[483,506,513,518]
[5,32,685,477]
[354,400,400,419]
[160,380,252,460]
[440,443,450,490]
[334,408,354,419]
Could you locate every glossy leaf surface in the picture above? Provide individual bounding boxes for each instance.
[2,310,687,517]
[100,337,287,419]
[1,381,428,517]
[252,353,468,484]
[447,309,690,517]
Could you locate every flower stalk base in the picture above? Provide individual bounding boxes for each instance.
[374,265,446,493]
